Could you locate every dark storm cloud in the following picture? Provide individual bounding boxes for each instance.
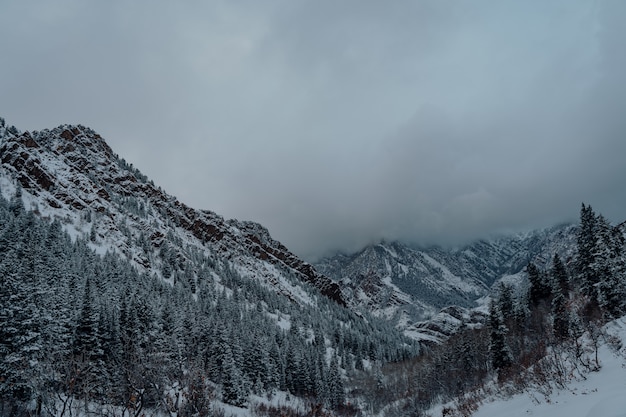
[1,1,625,260]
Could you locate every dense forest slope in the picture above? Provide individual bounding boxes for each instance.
[0,118,416,416]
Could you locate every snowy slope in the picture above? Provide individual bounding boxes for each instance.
[473,317,626,417]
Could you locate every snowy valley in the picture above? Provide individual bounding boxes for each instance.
[1,118,625,417]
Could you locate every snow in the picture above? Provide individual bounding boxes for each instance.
[421,253,482,294]
[46,389,313,417]
[384,258,392,276]
[2,129,328,312]
[474,295,492,314]
[234,261,316,307]
[381,274,408,300]
[379,243,398,258]
[0,170,17,199]
[402,328,443,343]
[473,316,626,417]
[496,271,527,288]
[268,311,291,331]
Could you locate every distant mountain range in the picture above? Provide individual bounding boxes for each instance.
[315,225,578,340]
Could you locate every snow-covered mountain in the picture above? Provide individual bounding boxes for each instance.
[316,226,578,339]
[0,118,421,414]
[0,121,344,307]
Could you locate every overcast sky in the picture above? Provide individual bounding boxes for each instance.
[1,1,625,260]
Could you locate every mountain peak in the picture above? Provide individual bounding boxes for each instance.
[0,119,346,306]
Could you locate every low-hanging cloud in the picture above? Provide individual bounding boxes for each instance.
[1,0,625,260]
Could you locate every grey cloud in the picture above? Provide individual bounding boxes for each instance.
[1,1,625,261]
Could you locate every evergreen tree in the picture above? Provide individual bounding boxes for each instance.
[326,356,345,409]
[577,203,600,300]
[9,185,24,216]
[488,302,511,375]
[0,266,43,404]
[285,342,307,395]
[0,212,46,409]
[497,283,514,321]
[73,278,101,361]
[73,278,108,398]
[551,288,569,340]
[0,179,422,413]
[593,215,626,318]
[268,337,284,392]
[221,346,247,407]
[527,262,552,307]
[551,253,569,297]
[550,254,570,340]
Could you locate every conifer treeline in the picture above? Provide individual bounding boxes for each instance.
[0,189,416,417]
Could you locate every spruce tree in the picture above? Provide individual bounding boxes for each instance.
[549,254,570,340]
[73,278,108,398]
[527,262,551,307]
[551,254,569,297]
[488,302,511,375]
[221,346,247,407]
[577,203,599,300]
[74,278,100,360]
[0,268,42,403]
[0,210,46,408]
[594,216,626,318]
[497,283,514,321]
[326,356,345,409]
[551,289,569,340]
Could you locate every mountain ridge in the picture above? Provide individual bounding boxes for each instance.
[0,121,346,306]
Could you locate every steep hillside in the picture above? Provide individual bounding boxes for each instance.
[0,121,344,305]
[0,118,416,416]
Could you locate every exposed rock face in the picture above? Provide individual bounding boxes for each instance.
[0,124,345,306]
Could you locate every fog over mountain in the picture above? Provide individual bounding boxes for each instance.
[1,1,626,260]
